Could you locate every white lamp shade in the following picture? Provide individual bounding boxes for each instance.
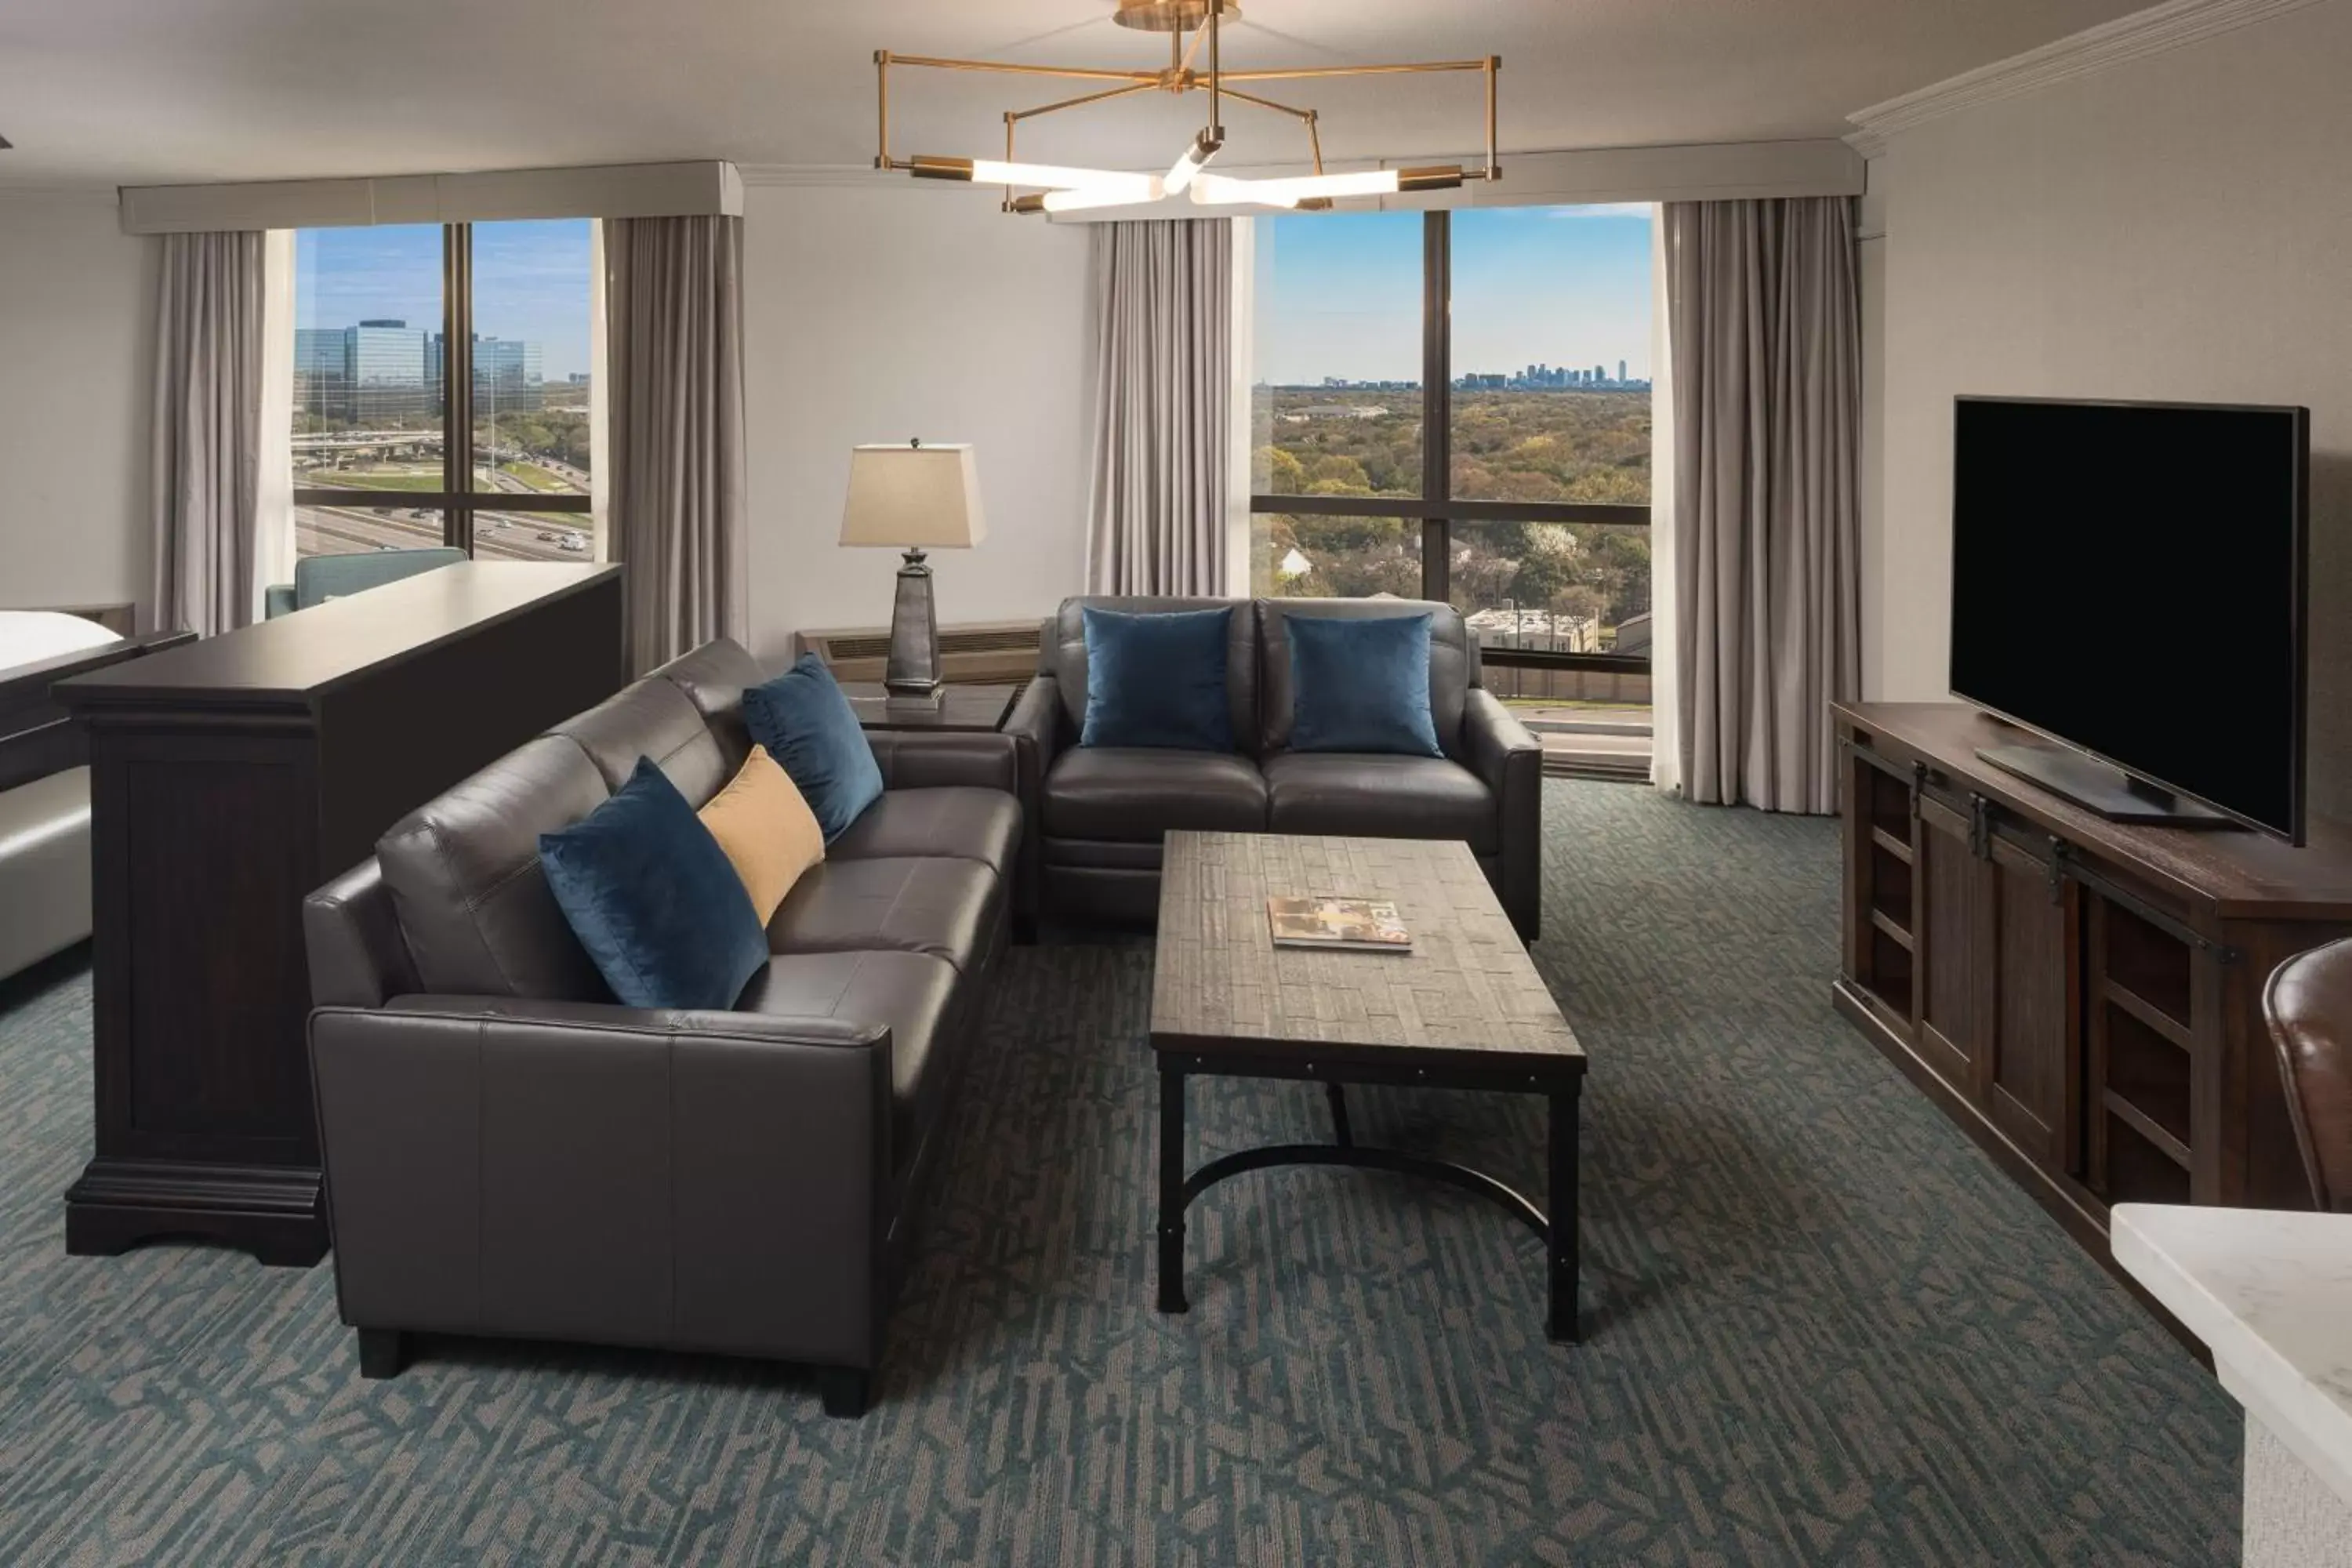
[838,443,988,550]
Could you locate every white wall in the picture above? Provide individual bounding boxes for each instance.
[739,182,1094,664]
[0,194,155,619]
[1869,0,2352,818]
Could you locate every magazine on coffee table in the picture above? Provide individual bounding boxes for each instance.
[1265,895,1412,953]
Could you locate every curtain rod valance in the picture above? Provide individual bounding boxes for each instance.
[119,161,743,234]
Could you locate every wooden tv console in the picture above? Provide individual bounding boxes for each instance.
[1834,702,2352,1263]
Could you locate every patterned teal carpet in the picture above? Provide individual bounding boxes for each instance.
[0,782,2238,1565]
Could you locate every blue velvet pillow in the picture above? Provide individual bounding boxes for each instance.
[539,757,770,1011]
[1286,612,1445,757]
[1080,605,1235,751]
[742,652,886,841]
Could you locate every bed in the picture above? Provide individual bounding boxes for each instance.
[0,612,193,982]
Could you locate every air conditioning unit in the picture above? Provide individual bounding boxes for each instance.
[794,619,1044,685]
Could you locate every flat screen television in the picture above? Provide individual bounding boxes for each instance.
[1949,395,2310,844]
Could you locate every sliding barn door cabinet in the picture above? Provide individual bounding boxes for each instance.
[1834,702,2352,1257]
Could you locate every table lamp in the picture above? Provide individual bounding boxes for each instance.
[838,440,988,698]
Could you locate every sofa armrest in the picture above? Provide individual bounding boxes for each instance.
[263,584,297,619]
[1001,674,1062,922]
[864,729,1017,793]
[310,996,894,1367]
[1465,688,1542,941]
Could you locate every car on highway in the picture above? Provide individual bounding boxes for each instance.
[560,534,586,553]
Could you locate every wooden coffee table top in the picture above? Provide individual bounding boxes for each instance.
[1149,831,1584,1073]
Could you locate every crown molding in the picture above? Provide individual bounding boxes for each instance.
[1847,0,2331,147]
[1843,126,1888,160]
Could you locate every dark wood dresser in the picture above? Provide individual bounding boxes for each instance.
[1835,702,2352,1265]
[54,563,625,1265]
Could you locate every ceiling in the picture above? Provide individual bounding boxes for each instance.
[0,0,2158,190]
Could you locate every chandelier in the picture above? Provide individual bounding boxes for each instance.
[873,1,1500,215]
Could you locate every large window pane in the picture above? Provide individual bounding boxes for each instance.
[1250,212,1424,501]
[469,220,593,498]
[1447,520,1651,654]
[292,226,446,556]
[1451,516,1653,775]
[1254,510,1422,599]
[1448,205,1654,506]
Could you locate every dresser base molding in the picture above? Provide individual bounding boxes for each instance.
[64,1157,327,1267]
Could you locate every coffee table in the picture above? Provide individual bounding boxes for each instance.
[1150,830,1588,1342]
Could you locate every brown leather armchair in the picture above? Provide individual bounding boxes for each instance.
[2265,936,2352,1212]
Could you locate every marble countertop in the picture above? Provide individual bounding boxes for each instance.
[2112,1204,2352,1510]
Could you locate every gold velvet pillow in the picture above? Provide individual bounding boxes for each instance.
[697,744,825,925]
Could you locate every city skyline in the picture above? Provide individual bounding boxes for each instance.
[1254,203,1655,386]
[293,218,593,382]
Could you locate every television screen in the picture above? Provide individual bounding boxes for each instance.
[1949,397,2308,841]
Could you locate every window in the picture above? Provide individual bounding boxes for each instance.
[292,220,595,563]
[1250,204,1656,773]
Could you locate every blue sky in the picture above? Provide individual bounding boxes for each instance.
[293,220,593,380]
[1254,204,1655,384]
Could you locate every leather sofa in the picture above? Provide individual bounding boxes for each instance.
[1004,596,1543,938]
[301,638,1020,1418]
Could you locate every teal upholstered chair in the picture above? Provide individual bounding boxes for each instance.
[263,547,466,619]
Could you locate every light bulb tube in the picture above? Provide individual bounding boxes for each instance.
[912,154,1159,198]
[1183,165,1467,206]
[1164,131,1221,196]
[1188,173,1299,209]
[1040,179,1167,213]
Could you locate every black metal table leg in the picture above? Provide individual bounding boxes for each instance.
[1548,1080,1581,1344]
[1324,1081,1354,1149]
[1157,1065,1189,1314]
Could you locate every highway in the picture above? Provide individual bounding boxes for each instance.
[295,504,587,564]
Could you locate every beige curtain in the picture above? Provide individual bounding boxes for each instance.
[151,230,267,637]
[605,215,748,674]
[1663,197,1860,814]
[1085,219,1231,596]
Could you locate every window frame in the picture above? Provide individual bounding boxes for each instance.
[1249,209,1652,673]
[291,223,593,556]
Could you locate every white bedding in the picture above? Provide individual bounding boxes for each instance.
[0,611,122,679]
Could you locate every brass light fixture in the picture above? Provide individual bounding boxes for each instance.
[874,2,1499,214]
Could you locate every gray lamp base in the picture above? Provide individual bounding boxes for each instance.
[884,549,944,698]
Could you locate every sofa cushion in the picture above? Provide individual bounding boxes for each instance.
[765,855,1000,975]
[828,786,1020,883]
[1042,747,1268,843]
[1258,597,1475,761]
[551,674,732,805]
[698,745,826,924]
[1261,751,1499,855]
[735,949,959,1167]
[1079,604,1236,752]
[1044,596,1261,757]
[1284,610,1444,757]
[742,653,886,843]
[377,734,612,1000]
[539,758,771,1012]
